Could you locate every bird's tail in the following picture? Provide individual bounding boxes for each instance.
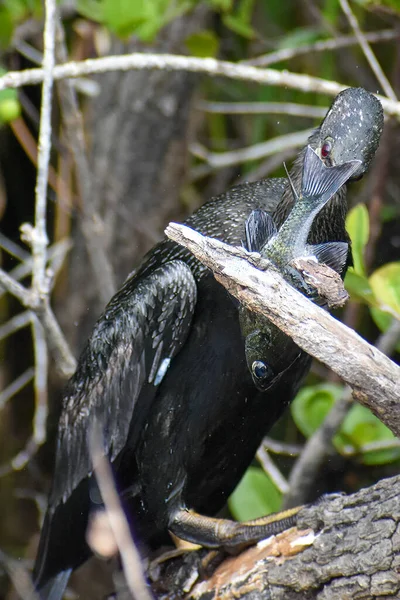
[301,145,361,204]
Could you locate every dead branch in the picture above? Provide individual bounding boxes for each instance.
[1,52,400,119]
[165,223,400,436]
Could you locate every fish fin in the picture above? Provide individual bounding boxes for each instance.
[283,162,299,202]
[310,241,349,274]
[244,209,277,252]
[302,146,361,203]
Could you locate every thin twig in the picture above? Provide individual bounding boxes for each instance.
[0,367,35,411]
[0,232,30,262]
[39,304,76,376]
[0,549,39,600]
[0,238,71,301]
[256,446,289,495]
[0,317,49,478]
[190,128,312,170]
[198,101,327,119]
[243,29,398,67]
[1,52,400,118]
[55,22,115,304]
[0,265,76,376]
[262,437,302,457]
[31,0,57,298]
[90,425,154,600]
[339,0,397,102]
[0,310,31,342]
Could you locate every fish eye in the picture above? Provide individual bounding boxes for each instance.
[252,360,269,380]
[321,139,333,159]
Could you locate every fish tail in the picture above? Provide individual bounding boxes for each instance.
[301,146,361,204]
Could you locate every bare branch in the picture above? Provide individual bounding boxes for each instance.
[191,129,312,170]
[244,29,398,67]
[0,367,35,411]
[31,0,56,297]
[339,0,397,102]
[256,446,289,495]
[0,52,400,118]
[198,101,327,119]
[0,266,76,376]
[165,223,400,436]
[89,425,154,600]
[0,310,31,341]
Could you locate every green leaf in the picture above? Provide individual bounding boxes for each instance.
[102,0,159,38]
[0,7,13,50]
[344,269,377,307]
[277,27,322,50]
[354,0,400,13]
[0,69,20,124]
[222,14,256,38]
[369,262,400,317]
[338,404,400,465]
[185,30,219,58]
[228,467,282,521]
[207,0,233,11]
[346,203,369,276]
[76,0,104,22]
[291,383,344,438]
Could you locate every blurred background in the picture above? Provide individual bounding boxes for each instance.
[0,0,399,597]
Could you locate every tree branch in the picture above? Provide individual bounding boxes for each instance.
[1,52,400,118]
[155,474,400,599]
[165,223,400,436]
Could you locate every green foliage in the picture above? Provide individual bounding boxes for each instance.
[74,0,258,42]
[346,203,369,276]
[354,0,400,13]
[228,466,282,521]
[185,30,219,58]
[276,27,322,50]
[0,70,20,124]
[0,0,41,49]
[291,383,343,437]
[345,206,400,349]
[291,384,400,465]
[222,0,257,39]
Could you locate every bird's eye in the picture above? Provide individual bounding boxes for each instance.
[321,140,332,159]
[252,360,269,380]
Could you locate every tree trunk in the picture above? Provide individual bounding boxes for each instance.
[58,6,210,350]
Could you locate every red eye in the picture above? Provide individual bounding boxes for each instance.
[321,140,332,159]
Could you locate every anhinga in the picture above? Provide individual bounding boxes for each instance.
[33,87,383,600]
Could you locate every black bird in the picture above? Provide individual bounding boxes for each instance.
[33,88,383,600]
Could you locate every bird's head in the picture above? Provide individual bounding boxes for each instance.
[311,87,384,179]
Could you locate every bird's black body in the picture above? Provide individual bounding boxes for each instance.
[33,88,383,599]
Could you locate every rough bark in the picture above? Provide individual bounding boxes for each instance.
[149,475,400,600]
[59,7,210,350]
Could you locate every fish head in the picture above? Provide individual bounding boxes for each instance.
[240,309,300,392]
[313,87,384,179]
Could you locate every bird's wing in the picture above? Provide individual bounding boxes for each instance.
[50,260,197,506]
